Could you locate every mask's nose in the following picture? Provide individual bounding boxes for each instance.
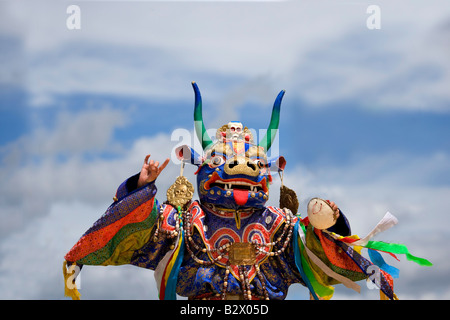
[224,157,259,177]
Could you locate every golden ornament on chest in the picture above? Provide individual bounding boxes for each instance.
[228,242,256,265]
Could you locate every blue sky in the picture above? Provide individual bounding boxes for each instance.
[1,0,449,300]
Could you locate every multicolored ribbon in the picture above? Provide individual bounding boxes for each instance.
[293,220,319,300]
[295,220,361,298]
[327,212,432,267]
[295,211,432,300]
[155,207,185,300]
[334,211,398,246]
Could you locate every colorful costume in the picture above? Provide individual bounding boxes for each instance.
[63,82,431,300]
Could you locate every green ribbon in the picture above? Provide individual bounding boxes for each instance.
[366,241,432,267]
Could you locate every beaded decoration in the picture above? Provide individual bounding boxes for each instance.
[155,201,296,300]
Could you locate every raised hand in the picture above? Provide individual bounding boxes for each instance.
[326,200,340,220]
[137,154,170,188]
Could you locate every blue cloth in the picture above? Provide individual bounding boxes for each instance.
[368,249,400,278]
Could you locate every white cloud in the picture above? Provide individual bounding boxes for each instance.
[0,105,184,237]
[5,0,448,112]
[31,107,128,156]
[286,22,450,112]
[2,1,449,111]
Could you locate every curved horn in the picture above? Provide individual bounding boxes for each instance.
[192,81,214,150]
[259,90,285,151]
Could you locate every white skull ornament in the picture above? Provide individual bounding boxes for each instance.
[227,121,244,141]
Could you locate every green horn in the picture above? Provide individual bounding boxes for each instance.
[259,90,285,151]
[192,82,214,150]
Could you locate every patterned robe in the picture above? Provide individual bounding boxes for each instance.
[64,173,395,300]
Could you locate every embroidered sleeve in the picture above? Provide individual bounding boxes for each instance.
[64,180,159,266]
